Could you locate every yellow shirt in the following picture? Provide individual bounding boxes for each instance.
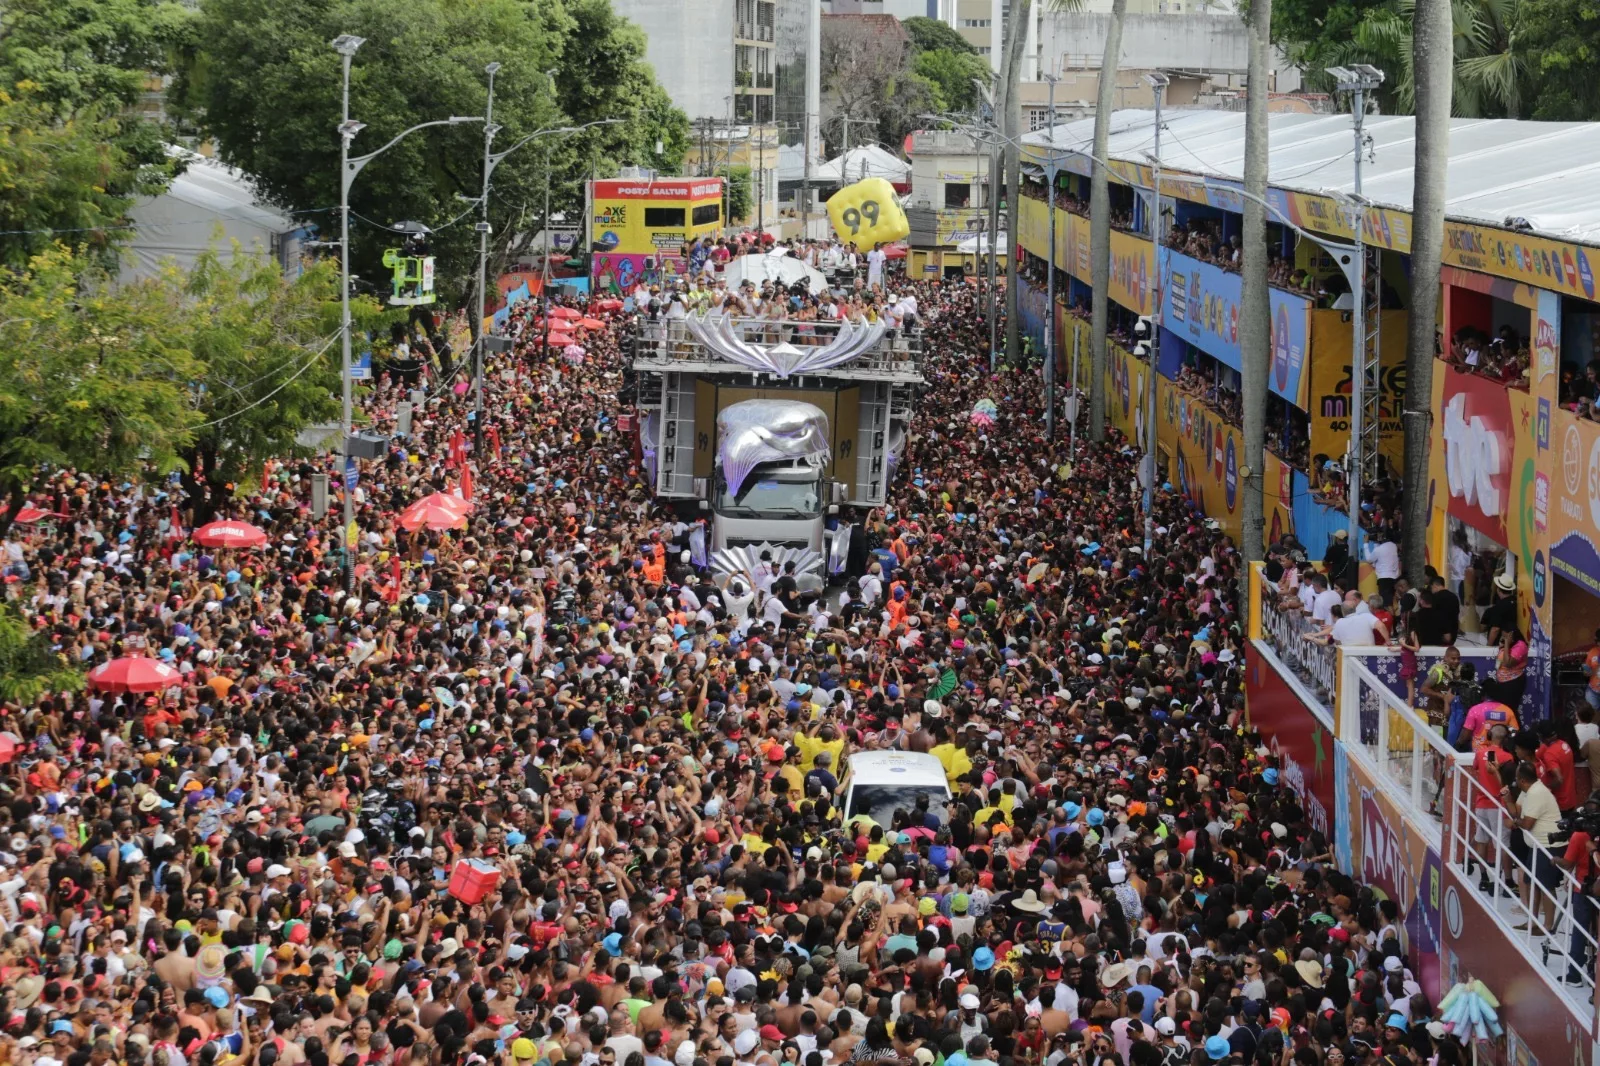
[931,743,972,786]
[797,735,844,772]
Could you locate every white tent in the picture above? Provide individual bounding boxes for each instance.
[118,148,303,285]
[956,232,1008,255]
[720,252,829,293]
[812,145,910,185]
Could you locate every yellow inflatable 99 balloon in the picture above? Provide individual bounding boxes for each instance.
[825,177,909,247]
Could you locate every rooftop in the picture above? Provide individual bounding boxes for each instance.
[1023,109,1600,246]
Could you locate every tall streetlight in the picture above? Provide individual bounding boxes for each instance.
[333,33,481,586]
[1042,73,1059,440]
[1139,72,1169,553]
[1327,64,1385,544]
[469,61,620,453]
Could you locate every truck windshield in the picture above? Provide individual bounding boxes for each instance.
[846,784,951,827]
[713,466,822,518]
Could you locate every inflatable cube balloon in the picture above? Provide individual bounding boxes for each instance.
[826,177,909,247]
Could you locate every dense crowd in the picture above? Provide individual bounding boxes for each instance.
[0,237,1477,1066]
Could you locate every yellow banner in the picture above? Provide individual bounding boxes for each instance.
[1442,223,1599,301]
[1305,309,1406,474]
[1017,197,1152,315]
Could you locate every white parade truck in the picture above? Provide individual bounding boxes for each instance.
[628,311,922,587]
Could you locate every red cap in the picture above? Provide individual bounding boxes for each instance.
[759,1026,785,1043]
[703,828,720,844]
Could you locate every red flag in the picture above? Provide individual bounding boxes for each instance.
[487,424,501,460]
[460,463,474,502]
[385,555,403,603]
[448,430,466,470]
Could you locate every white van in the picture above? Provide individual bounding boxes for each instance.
[841,751,952,827]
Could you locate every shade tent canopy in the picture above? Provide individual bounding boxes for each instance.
[813,145,911,185]
[956,232,1008,256]
[720,252,829,293]
[1023,110,1600,246]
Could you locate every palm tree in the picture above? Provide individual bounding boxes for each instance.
[1310,0,1529,117]
[1087,0,1125,443]
[1404,0,1454,581]
[1239,0,1272,563]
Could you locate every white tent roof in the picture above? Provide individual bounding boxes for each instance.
[1023,110,1600,246]
[956,232,1008,255]
[720,251,829,293]
[119,149,300,284]
[813,145,910,185]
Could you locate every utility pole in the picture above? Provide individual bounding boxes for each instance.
[1328,64,1385,545]
[472,61,500,461]
[335,35,360,590]
[1141,73,1168,553]
[1044,74,1058,439]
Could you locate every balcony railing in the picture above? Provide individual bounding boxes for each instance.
[1258,592,1340,705]
[1339,654,1471,830]
[632,317,923,380]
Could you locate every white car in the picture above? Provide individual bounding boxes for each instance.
[841,751,952,828]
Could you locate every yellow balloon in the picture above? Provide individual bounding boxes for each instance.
[825,177,909,247]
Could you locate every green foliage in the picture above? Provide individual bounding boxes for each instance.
[902,16,978,55]
[720,165,754,223]
[1275,0,1547,117]
[0,246,201,537]
[1516,0,1600,118]
[175,251,363,521]
[0,92,138,271]
[172,0,690,309]
[0,0,196,269]
[913,48,992,113]
[0,602,83,706]
[821,18,934,154]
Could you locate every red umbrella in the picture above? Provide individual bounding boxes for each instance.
[12,507,66,524]
[578,317,606,330]
[88,656,183,693]
[193,520,269,548]
[546,331,577,347]
[0,735,17,765]
[399,492,472,532]
[549,306,581,320]
[594,299,623,312]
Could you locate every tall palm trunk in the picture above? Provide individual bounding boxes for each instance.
[1404,0,1453,581]
[1239,0,1271,562]
[1088,0,1126,442]
[1001,0,1033,367]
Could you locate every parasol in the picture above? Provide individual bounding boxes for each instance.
[88,656,183,693]
[193,521,269,548]
[578,317,606,330]
[548,306,581,320]
[398,492,472,532]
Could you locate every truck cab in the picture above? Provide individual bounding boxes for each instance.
[628,313,922,587]
[841,751,952,829]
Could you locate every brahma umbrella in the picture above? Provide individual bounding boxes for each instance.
[549,306,582,320]
[88,656,183,693]
[398,492,471,532]
[578,317,606,330]
[193,521,269,548]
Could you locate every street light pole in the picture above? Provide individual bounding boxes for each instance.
[1043,74,1058,440]
[330,32,483,588]
[1328,64,1384,545]
[1142,73,1168,553]
[473,61,501,461]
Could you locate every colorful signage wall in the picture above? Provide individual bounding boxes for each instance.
[1332,744,1444,1007]
[1161,248,1311,409]
[1244,655,1335,838]
[589,177,722,293]
[1552,408,1600,599]
[1157,380,1296,547]
[1017,197,1153,315]
[1440,862,1595,1066]
[1305,309,1407,472]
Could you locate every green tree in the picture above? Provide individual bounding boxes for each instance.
[173,0,688,317]
[719,165,754,224]
[1521,0,1600,118]
[0,91,141,270]
[0,246,200,539]
[902,16,979,55]
[0,603,83,705]
[175,251,377,523]
[913,48,991,113]
[0,0,196,269]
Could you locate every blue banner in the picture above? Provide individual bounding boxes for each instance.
[1160,247,1310,409]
